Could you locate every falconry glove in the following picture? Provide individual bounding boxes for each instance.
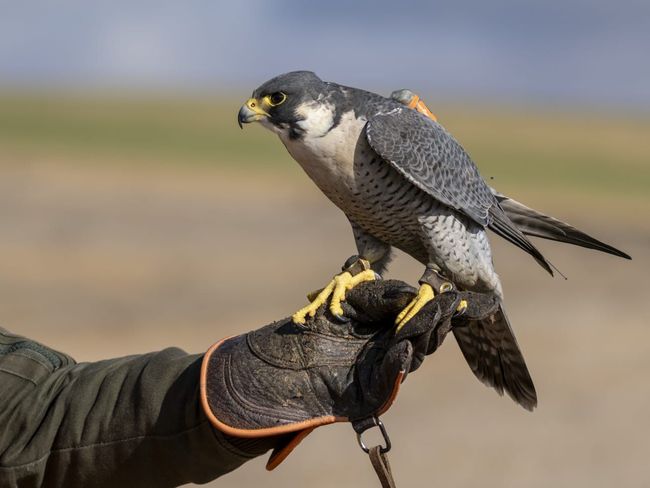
[200,279,499,470]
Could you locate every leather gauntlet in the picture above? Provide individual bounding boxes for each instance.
[200,280,498,469]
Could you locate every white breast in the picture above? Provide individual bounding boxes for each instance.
[279,107,367,200]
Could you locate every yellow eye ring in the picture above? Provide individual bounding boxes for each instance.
[265,92,287,107]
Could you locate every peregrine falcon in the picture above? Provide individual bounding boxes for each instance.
[237,71,630,410]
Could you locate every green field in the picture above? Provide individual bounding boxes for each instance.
[1,92,648,199]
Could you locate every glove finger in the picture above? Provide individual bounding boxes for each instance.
[425,316,454,356]
[374,340,413,395]
[406,331,432,373]
[353,339,413,417]
[345,280,417,323]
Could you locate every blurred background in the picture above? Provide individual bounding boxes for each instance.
[1,1,649,486]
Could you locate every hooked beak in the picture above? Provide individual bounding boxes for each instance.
[237,98,269,128]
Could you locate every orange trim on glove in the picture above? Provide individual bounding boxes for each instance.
[266,427,316,471]
[199,338,405,469]
[199,339,346,438]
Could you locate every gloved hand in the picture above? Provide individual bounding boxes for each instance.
[200,279,499,470]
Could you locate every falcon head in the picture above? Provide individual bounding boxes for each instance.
[238,71,334,140]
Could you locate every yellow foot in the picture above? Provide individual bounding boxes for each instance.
[292,269,378,324]
[456,299,468,315]
[395,283,435,332]
[395,283,469,332]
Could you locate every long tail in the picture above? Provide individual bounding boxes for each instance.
[488,206,554,275]
[493,191,631,260]
[453,303,537,411]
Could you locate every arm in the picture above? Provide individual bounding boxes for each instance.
[0,329,271,488]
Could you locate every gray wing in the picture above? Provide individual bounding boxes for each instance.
[365,107,495,226]
[453,304,537,411]
[365,108,553,274]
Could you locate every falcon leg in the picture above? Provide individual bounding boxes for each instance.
[350,221,393,275]
[293,224,391,325]
[395,268,468,332]
[292,257,380,325]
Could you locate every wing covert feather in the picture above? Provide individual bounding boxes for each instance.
[365,108,496,227]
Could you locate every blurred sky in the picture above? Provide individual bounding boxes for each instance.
[1,0,649,110]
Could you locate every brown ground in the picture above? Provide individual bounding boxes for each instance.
[1,155,648,487]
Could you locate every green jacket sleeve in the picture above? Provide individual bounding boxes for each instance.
[0,327,265,488]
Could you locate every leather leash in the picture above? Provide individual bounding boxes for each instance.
[369,446,396,488]
[354,416,398,488]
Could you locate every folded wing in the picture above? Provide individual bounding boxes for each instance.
[365,108,553,274]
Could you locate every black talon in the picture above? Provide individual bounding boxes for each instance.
[332,313,351,323]
[293,320,311,331]
[453,302,468,318]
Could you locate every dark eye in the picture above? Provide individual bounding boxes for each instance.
[268,92,287,106]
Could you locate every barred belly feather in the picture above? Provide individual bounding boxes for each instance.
[280,111,502,296]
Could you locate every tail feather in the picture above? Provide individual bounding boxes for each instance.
[492,191,631,260]
[453,303,537,411]
[488,206,554,276]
